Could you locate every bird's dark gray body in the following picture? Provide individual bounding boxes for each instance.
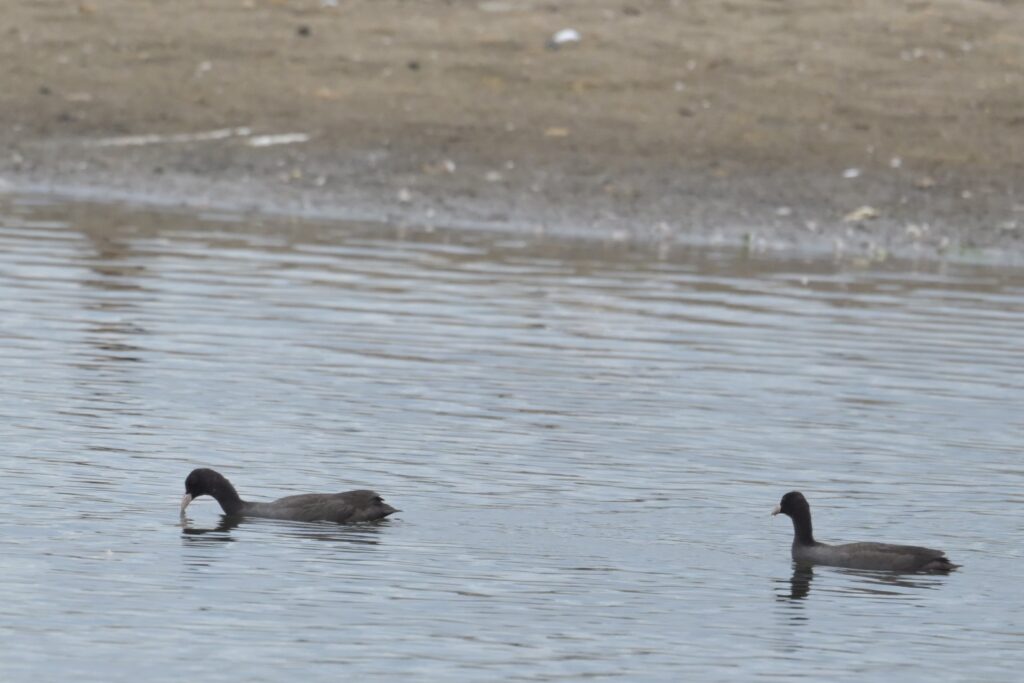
[791,539,953,572]
[241,490,397,523]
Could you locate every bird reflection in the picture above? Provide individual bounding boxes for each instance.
[777,562,950,603]
[178,514,242,548]
[180,513,390,546]
[782,564,815,601]
[181,514,243,535]
[832,566,946,594]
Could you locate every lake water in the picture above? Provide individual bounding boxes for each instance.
[1,195,1022,682]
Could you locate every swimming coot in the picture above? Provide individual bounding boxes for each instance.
[773,491,957,572]
[180,468,398,524]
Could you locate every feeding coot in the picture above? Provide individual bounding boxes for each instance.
[181,468,399,524]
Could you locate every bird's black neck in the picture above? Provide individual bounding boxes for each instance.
[789,509,816,546]
[211,480,245,516]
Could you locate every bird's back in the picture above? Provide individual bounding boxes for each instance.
[794,540,956,572]
[242,489,397,523]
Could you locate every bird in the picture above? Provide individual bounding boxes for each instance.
[772,491,957,572]
[180,468,399,524]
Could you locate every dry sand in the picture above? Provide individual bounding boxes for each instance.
[2,0,1023,260]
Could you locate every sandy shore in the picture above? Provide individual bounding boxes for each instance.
[2,0,1022,260]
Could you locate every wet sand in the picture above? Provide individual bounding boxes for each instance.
[2,0,1022,260]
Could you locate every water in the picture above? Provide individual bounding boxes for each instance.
[1,195,1022,681]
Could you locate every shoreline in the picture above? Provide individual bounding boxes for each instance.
[5,144,1020,266]
[2,0,1022,264]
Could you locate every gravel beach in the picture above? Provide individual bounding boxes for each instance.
[2,0,1022,260]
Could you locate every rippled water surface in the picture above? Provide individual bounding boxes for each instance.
[1,196,1023,682]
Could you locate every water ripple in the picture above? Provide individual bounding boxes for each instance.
[1,196,1023,681]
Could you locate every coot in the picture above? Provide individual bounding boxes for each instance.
[773,491,956,572]
[180,468,398,524]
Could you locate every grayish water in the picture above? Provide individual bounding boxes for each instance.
[1,195,1022,682]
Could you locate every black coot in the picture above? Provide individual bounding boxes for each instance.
[773,491,957,572]
[181,468,399,524]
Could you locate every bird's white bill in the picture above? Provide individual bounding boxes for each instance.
[180,493,193,514]
[771,504,781,517]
